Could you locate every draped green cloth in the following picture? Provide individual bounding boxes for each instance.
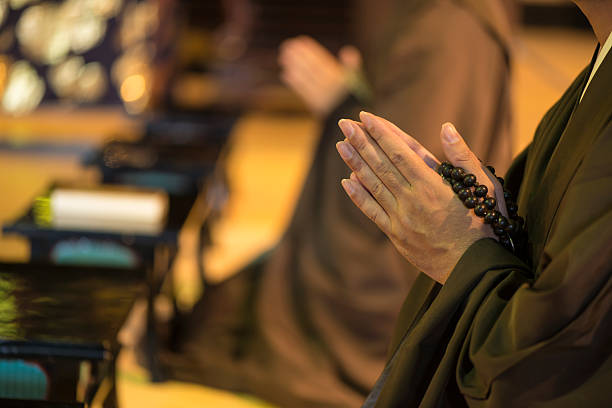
[365,45,612,408]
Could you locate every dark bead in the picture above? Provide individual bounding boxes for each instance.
[483,197,497,210]
[495,216,510,229]
[451,167,466,181]
[507,201,518,216]
[452,181,463,193]
[503,190,512,201]
[458,188,472,201]
[442,176,453,184]
[463,196,477,209]
[494,226,506,236]
[496,176,505,186]
[438,162,453,176]
[484,210,498,224]
[474,204,487,217]
[486,165,496,175]
[474,185,488,198]
[513,216,524,226]
[505,220,517,234]
[500,236,512,249]
[463,174,477,187]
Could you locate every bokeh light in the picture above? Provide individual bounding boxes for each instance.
[120,73,146,103]
[2,59,45,115]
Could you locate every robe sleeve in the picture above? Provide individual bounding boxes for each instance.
[456,123,612,407]
[374,125,612,407]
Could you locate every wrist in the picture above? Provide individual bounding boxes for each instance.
[435,228,496,285]
[345,69,372,104]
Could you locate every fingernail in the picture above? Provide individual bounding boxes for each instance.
[359,111,374,130]
[338,119,354,137]
[442,123,459,144]
[341,179,354,194]
[336,141,352,160]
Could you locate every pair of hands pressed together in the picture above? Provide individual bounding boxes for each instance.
[278,36,362,117]
[336,112,507,284]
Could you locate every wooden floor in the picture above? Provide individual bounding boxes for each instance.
[0,27,597,407]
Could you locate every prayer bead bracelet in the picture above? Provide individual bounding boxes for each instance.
[436,162,524,252]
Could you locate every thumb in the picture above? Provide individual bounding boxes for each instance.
[440,123,481,176]
[440,123,508,216]
[338,45,362,71]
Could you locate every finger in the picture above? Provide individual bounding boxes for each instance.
[279,46,328,86]
[440,123,508,216]
[358,112,439,184]
[279,38,323,72]
[339,119,410,198]
[285,37,338,74]
[279,38,315,68]
[338,45,362,70]
[440,123,483,175]
[340,178,391,232]
[336,139,397,212]
[279,37,347,102]
[375,116,440,170]
[297,36,339,66]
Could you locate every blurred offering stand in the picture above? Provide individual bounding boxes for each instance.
[0,262,146,407]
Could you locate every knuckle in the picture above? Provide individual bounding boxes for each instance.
[453,150,472,163]
[390,152,406,167]
[373,160,392,179]
[352,137,368,152]
[370,181,385,197]
[369,209,387,231]
[349,156,363,171]
[382,170,400,189]
[369,209,379,224]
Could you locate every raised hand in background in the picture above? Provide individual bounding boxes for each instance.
[278,35,363,117]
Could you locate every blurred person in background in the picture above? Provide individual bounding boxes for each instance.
[162,1,516,407]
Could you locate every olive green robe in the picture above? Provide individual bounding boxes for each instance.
[365,44,612,408]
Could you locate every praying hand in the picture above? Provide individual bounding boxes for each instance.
[336,112,507,283]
